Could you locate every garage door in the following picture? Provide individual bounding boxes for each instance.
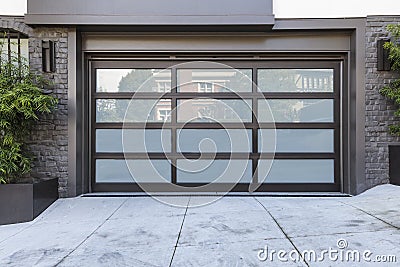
[91,59,341,192]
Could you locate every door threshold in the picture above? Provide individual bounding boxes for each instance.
[82,192,351,198]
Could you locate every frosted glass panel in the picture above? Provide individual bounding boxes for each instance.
[258,99,334,122]
[96,69,171,92]
[259,129,334,153]
[96,129,171,153]
[178,69,252,92]
[96,99,171,122]
[96,160,171,183]
[258,160,334,183]
[258,69,334,92]
[177,160,252,183]
[177,129,252,153]
[177,99,252,123]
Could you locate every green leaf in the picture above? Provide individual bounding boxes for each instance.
[0,39,57,183]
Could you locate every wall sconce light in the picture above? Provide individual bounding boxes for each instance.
[377,38,391,71]
[42,40,56,73]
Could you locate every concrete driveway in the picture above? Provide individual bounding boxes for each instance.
[0,185,399,267]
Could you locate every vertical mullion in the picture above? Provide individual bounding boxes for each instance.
[252,67,259,184]
[171,67,178,184]
[17,33,21,76]
[333,63,342,188]
[90,64,97,191]
[7,30,11,63]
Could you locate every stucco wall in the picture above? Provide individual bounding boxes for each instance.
[365,16,400,189]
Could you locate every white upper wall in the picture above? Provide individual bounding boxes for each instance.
[0,0,400,17]
[0,0,26,15]
[274,0,400,18]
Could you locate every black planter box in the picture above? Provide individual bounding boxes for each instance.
[389,145,400,186]
[0,178,58,225]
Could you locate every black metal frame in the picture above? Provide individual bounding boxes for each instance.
[0,30,28,70]
[89,58,342,192]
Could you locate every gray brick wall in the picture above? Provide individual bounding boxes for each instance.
[365,16,400,188]
[0,17,69,197]
[28,28,69,197]
[0,15,32,36]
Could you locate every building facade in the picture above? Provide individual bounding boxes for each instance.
[0,1,399,197]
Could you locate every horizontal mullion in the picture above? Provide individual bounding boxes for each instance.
[268,153,336,159]
[259,123,337,129]
[94,93,169,99]
[95,152,335,160]
[179,123,254,129]
[177,153,250,159]
[94,93,256,99]
[93,92,335,100]
[96,153,252,160]
[95,122,256,129]
[95,123,168,129]
[96,153,168,159]
[174,93,253,99]
[260,92,335,99]
[94,122,338,129]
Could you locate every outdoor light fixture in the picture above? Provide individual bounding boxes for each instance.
[42,40,56,73]
[377,38,391,71]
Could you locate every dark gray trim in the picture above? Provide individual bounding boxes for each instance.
[66,18,366,196]
[81,32,351,52]
[67,29,78,197]
[92,183,340,193]
[25,15,275,27]
[25,0,274,26]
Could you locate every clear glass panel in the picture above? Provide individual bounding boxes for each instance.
[177,160,252,183]
[258,159,334,183]
[96,69,172,92]
[177,99,252,123]
[258,99,334,122]
[96,129,171,153]
[0,39,29,62]
[177,129,252,153]
[178,69,252,93]
[258,69,334,92]
[96,160,171,183]
[96,99,171,122]
[259,129,334,153]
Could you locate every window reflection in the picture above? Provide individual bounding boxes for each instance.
[96,99,171,122]
[96,69,171,92]
[178,69,252,93]
[258,99,334,123]
[177,99,252,123]
[258,69,334,92]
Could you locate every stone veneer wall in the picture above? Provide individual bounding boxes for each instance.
[1,16,69,197]
[28,28,69,197]
[365,16,400,189]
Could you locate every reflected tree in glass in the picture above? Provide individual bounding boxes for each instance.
[224,69,252,93]
[117,70,159,122]
[258,69,298,92]
[258,70,299,122]
[96,99,119,122]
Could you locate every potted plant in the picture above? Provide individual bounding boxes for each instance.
[0,43,59,225]
[380,24,400,186]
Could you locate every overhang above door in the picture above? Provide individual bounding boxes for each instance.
[25,0,275,29]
